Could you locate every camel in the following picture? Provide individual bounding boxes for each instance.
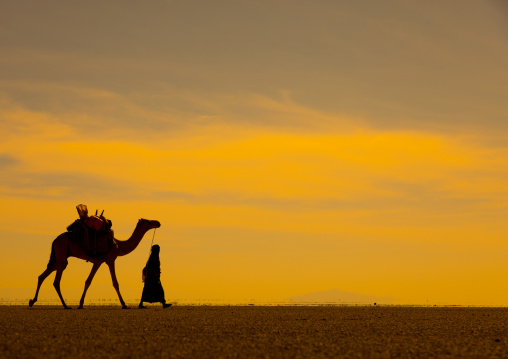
[29,218,161,309]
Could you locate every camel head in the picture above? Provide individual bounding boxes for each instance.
[138,218,161,230]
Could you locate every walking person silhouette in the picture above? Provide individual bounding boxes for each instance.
[139,245,171,308]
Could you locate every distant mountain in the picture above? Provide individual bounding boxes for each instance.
[288,289,394,304]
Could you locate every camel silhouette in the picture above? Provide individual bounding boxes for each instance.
[29,218,161,309]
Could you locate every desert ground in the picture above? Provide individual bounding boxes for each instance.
[2,305,508,358]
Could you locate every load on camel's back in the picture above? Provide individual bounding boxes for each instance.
[67,204,115,258]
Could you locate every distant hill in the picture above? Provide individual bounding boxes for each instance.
[288,289,394,304]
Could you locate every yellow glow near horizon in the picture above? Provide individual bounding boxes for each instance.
[2,122,508,304]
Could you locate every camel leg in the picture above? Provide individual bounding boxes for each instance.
[29,266,56,307]
[53,266,71,309]
[78,262,102,309]
[107,261,128,309]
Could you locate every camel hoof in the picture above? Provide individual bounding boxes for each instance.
[29,299,35,307]
[122,306,130,309]
[77,306,84,309]
[64,306,72,310]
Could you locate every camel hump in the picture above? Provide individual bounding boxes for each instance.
[67,204,115,257]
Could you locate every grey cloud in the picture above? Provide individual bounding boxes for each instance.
[1,0,507,138]
[0,167,496,218]
[0,153,18,167]
[150,186,489,215]
[0,84,185,138]
[151,191,201,202]
[0,170,137,200]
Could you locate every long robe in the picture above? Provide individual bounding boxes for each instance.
[141,256,165,303]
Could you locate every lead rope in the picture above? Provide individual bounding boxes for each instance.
[151,228,156,248]
[147,228,156,260]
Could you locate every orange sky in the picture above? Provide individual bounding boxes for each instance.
[1,0,508,305]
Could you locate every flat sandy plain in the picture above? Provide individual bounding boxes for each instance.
[2,305,508,358]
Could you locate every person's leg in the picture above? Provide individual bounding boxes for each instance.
[139,282,148,308]
[160,285,171,308]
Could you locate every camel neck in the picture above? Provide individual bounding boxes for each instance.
[116,223,152,256]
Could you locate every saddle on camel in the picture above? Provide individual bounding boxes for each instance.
[67,204,115,259]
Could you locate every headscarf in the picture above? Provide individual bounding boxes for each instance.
[151,244,160,255]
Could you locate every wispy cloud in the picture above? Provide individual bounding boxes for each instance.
[0,153,18,168]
